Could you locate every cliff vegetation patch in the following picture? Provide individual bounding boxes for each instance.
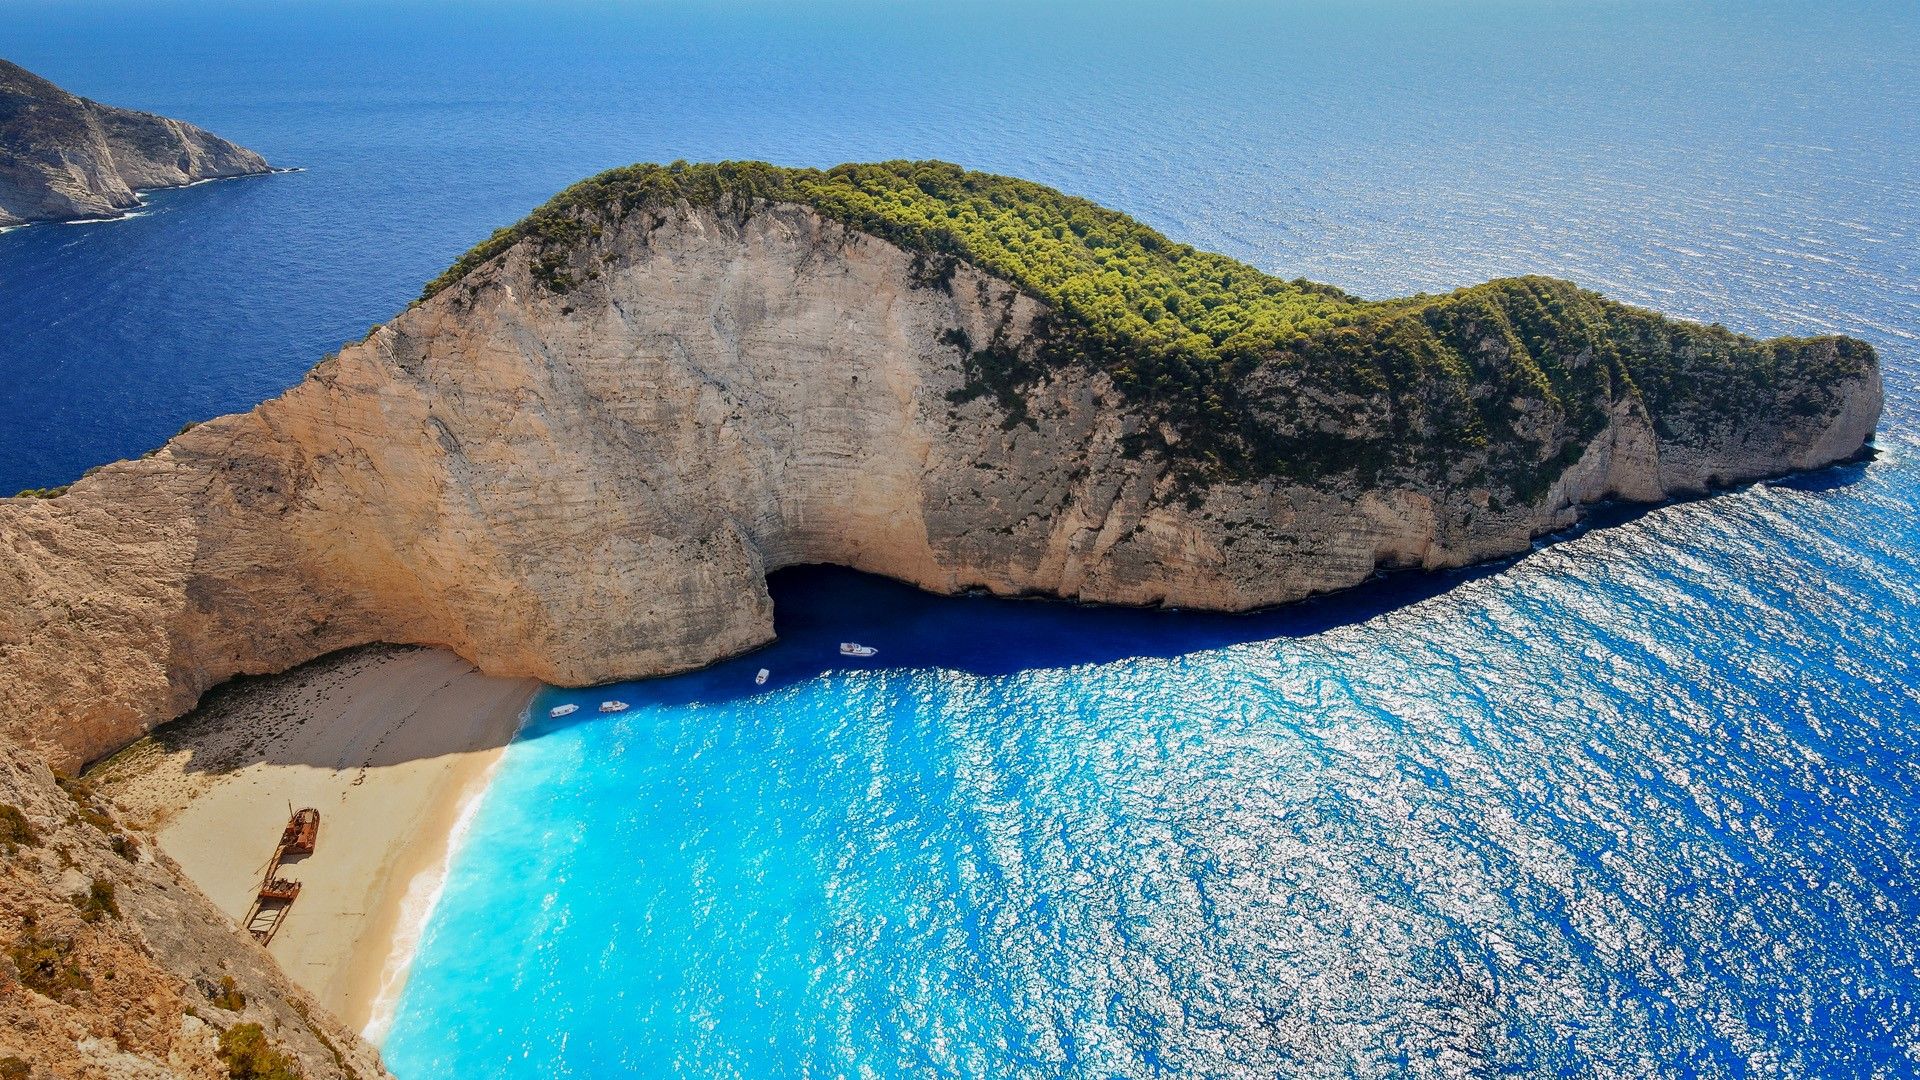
[8,928,90,999]
[0,804,37,849]
[420,160,1874,498]
[218,1023,305,1080]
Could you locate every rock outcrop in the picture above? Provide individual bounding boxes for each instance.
[0,164,1882,772]
[0,58,271,227]
[0,746,390,1078]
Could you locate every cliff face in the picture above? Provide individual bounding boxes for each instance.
[0,194,1883,770]
[0,59,271,227]
[0,747,389,1078]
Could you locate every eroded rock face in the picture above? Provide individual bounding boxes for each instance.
[0,202,1882,769]
[0,748,390,1079]
[0,58,271,227]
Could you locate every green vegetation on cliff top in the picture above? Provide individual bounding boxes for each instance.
[422,159,1360,349]
[423,160,1873,497]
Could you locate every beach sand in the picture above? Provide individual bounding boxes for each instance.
[89,644,537,1038]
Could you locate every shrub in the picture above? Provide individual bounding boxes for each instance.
[0,804,37,849]
[8,932,90,998]
[53,775,135,858]
[210,974,246,1011]
[71,878,119,923]
[217,1023,303,1080]
[110,832,140,861]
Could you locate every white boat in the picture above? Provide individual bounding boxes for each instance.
[598,700,629,713]
[839,642,878,658]
[755,668,769,685]
[549,703,579,718]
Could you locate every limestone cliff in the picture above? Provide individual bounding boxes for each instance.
[0,163,1882,772]
[0,747,389,1078]
[0,59,271,227]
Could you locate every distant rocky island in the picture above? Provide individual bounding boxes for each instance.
[0,58,271,227]
[0,161,1882,769]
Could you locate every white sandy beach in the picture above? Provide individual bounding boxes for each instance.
[91,645,536,1037]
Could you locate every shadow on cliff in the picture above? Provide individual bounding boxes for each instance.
[120,455,1876,772]
[528,451,1878,724]
[533,555,1525,723]
[1763,450,1876,494]
[119,554,1511,779]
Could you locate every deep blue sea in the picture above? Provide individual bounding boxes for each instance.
[5,1,1918,1076]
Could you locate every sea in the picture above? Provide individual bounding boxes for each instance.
[3,1,1916,1076]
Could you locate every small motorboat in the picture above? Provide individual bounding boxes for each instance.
[755,668,769,685]
[550,703,580,718]
[598,700,630,713]
[839,642,878,658]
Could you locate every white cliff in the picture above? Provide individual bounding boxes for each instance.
[0,190,1882,772]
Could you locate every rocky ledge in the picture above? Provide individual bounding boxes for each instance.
[0,58,272,227]
[0,745,389,1078]
[0,161,1882,770]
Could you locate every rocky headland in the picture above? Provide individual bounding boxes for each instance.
[0,158,1883,1077]
[0,58,271,228]
[0,161,1881,773]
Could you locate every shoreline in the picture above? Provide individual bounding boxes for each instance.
[0,166,296,232]
[356,731,509,1042]
[89,644,535,1038]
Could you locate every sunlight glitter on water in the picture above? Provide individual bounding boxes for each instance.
[385,451,1920,1075]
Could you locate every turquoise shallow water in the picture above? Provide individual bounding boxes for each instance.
[387,505,1920,1076]
[3,0,1917,1075]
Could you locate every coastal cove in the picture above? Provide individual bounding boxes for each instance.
[387,523,1920,1076]
[0,163,1880,774]
[70,453,1891,1069]
[60,456,1876,1070]
[1,1,1916,1077]
[88,647,535,1038]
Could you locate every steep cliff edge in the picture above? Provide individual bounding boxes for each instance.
[0,747,390,1078]
[0,58,271,227]
[0,161,1881,770]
